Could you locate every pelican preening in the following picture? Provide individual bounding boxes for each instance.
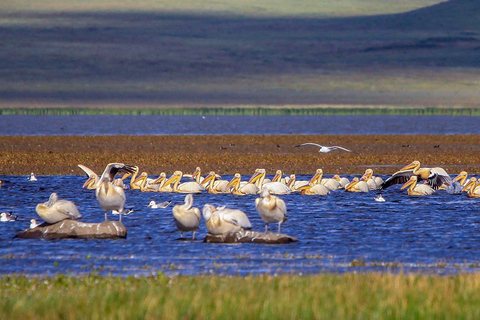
[148,200,172,209]
[226,173,259,195]
[35,193,82,224]
[164,171,204,194]
[400,176,435,196]
[202,204,252,235]
[1,211,18,222]
[255,188,287,233]
[381,161,452,190]
[93,163,137,222]
[295,143,352,153]
[172,194,201,239]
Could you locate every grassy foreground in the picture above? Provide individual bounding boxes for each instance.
[1,273,480,319]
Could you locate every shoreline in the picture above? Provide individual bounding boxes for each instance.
[1,134,480,176]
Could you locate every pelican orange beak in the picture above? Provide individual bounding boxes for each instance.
[202,172,215,186]
[401,178,416,190]
[453,172,467,182]
[272,171,282,182]
[152,175,165,185]
[361,171,372,181]
[192,167,201,180]
[462,180,475,192]
[345,178,359,190]
[82,176,95,188]
[133,175,147,185]
[309,170,323,184]
[400,162,417,171]
[248,171,264,184]
[164,174,180,186]
[226,175,240,189]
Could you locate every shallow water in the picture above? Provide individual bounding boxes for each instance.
[1,174,480,276]
[1,115,480,135]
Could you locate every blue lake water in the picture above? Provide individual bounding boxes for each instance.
[1,174,480,276]
[1,115,480,135]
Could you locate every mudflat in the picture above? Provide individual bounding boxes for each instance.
[1,135,479,176]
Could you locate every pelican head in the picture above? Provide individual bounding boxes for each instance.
[132,172,149,185]
[401,176,418,190]
[202,204,217,221]
[333,174,341,181]
[153,172,167,185]
[226,173,242,189]
[309,169,323,184]
[82,175,97,189]
[272,170,283,182]
[165,171,183,186]
[401,160,420,171]
[248,169,265,184]
[454,171,468,182]
[192,167,202,181]
[345,177,360,191]
[361,169,373,180]
[462,177,477,192]
[202,171,217,185]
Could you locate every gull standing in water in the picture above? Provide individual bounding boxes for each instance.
[255,187,287,234]
[28,172,38,181]
[35,193,82,224]
[172,194,201,239]
[30,219,39,228]
[93,163,136,222]
[295,143,352,153]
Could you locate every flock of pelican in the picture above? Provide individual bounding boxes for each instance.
[2,160,479,240]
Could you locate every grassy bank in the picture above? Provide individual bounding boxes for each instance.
[2,106,480,116]
[1,273,480,319]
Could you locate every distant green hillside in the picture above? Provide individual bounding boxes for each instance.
[0,0,444,17]
[1,0,479,109]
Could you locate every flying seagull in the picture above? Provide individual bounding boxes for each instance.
[295,143,352,153]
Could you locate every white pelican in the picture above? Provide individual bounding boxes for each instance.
[202,204,252,235]
[201,171,230,194]
[298,182,330,195]
[286,174,309,192]
[30,218,39,228]
[93,163,136,222]
[0,212,18,222]
[345,177,369,193]
[255,188,287,233]
[149,173,174,192]
[148,200,172,209]
[360,169,380,190]
[164,171,204,193]
[250,169,292,195]
[401,176,434,196]
[226,173,259,195]
[35,193,82,224]
[453,171,469,186]
[129,166,143,190]
[79,164,129,190]
[462,177,480,198]
[333,175,350,189]
[131,172,163,192]
[381,160,452,190]
[28,172,37,181]
[172,194,201,239]
[295,142,352,153]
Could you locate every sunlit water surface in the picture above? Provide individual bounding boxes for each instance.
[1,175,480,276]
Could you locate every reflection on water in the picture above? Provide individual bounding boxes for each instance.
[1,175,480,276]
[1,115,480,135]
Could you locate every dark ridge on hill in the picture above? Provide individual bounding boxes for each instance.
[355,0,480,31]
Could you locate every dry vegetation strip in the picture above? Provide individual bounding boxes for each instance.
[1,135,480,175]
[1,273,480,319]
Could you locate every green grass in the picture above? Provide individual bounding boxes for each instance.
[1,106,480,116]
[2,273,480,319]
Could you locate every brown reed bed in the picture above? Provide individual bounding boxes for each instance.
[1,135,479,176]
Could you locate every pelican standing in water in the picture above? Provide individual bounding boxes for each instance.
[295,142,352,153]
[35,193,82,224]
[93,163,136,222]
[381,160,451,190]
[202,204,252,235]
[255,187,287,233]
[401,176,435,196]
[172,194,201,239]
